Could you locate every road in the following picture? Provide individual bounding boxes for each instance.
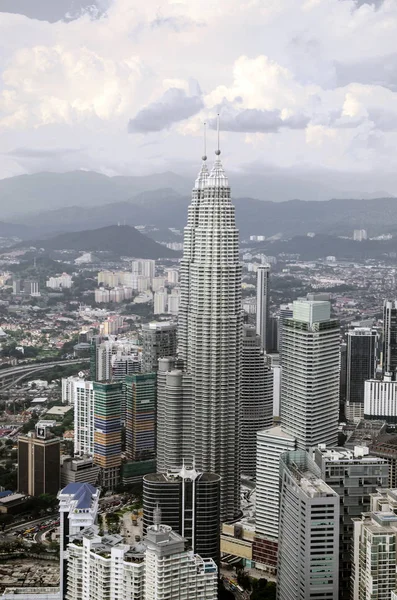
[0,358,88,390]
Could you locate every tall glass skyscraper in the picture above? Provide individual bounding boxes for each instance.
[256,265,270,352]
[345,327,377,422]
[280,299,340,449]
[383,299,397,378]
[176,150,243,521]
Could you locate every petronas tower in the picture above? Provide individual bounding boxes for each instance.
[177,149,243,521]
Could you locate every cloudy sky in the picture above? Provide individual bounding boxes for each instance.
[0,0,397,196]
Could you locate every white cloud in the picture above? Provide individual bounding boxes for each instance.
[0,0,397,194]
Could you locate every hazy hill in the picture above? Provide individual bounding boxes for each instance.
[0,170,190,218]
[18,225,178,259]
[1,169,395,222]
[251,234,397,261]
[11,195,397,240]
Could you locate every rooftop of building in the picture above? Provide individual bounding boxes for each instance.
[299,471,337,498]
[363,511,397,531]
[59,482,98,509]
[0,493,28,504]
[144,468,221,484]
[142,321,176,330]
[316,445,384,463]
[257,425,296,441]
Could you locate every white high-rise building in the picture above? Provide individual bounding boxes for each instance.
[66,523,217,600]
[166,269,179,284]
[72,379,95,456]
[241,326,273,476]
[177,150,242,521]
[277,451,339,600]
[256,265,270,352]
[132,259,156,280]
[94,339,138,381]
[67,526,145,600]
[254,426,295,573]
[58,482,100,598]
[364,374,397,420]
[152,276,166,292]
[167,288,180,315]
[144,524,217,600]
[47,273,73,289]
[95,289,110,303]
[281,299,340,449]
[352,488,397,600]
[154,289,167,314]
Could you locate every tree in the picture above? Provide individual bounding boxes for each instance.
[251,579,276,600]
[237,569,251,591]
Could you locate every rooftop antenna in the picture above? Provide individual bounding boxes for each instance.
[215,113,221,156]
[203,122,207,162]
[153,503,162,530]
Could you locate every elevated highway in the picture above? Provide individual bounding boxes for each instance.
[0,358,89,391]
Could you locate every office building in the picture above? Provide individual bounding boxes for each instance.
[277,450,339,600]
[141,322,177,373]
[256,265,270,352]
[111,352,140,381]
[177,151,242,521]
[277,303,293,354]
[370,434,397,488]
[241,326,273,476]
[364,375,397,422]
[383,299,397,378]
[254,426,295,572]
[66,523,217,600]
[93,381,123,488]
[143,466,220,563]
[60,455,100,488]
[345,327,377,422]
[94,339,137,381]
[131,258,155,280]
[156,361,193,471]
[280,298,340,449]
[314,445,389,600]
[125,373,156,461]
[352,492,397,600]
[18,424,60,497]
[58,482,99,598]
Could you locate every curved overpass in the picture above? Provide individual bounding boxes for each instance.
[0,358,89,391]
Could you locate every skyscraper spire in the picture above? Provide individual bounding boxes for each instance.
[216,113,220,156]
[194,122,209,190]
[208,115,228,188]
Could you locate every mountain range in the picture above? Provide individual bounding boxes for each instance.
[0,170,396,241]
[17,225,178,259]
